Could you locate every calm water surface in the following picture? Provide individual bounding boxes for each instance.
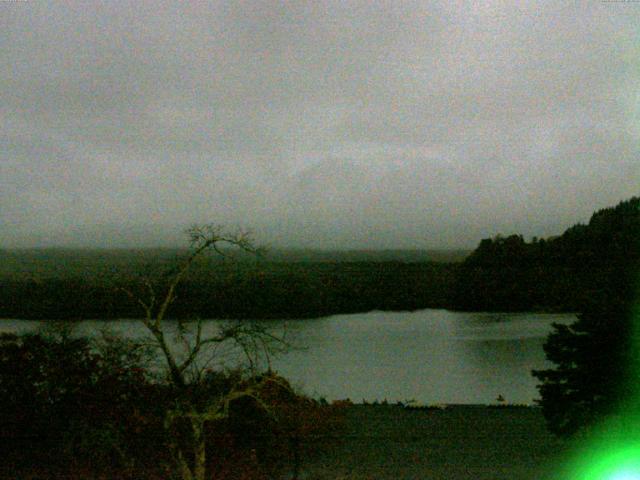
[0,309,575,404]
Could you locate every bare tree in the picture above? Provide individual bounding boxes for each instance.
[119,225,291,480]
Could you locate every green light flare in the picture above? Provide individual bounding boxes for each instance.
[566,443,640,480]
[609,470,640,480]
[562,278,640,480]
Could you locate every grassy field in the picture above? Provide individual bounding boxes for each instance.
[302,404,571,480]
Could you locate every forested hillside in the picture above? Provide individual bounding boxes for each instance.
[451,197,640,311]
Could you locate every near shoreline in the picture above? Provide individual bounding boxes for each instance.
[301,404,570,480]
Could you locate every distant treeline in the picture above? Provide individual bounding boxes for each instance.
[450,197,640,311]
[0,255,457,320]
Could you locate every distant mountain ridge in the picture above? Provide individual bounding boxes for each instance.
[262,249,470,264]
[0,248,468,281]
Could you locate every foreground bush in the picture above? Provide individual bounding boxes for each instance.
[0,328,168,478]
[0,329,344,479]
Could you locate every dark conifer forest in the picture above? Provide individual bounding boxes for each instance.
[451,196,640,312]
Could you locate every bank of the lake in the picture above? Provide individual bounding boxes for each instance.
[302,404,570,480]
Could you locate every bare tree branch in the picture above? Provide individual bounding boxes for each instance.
[115,224,292,480]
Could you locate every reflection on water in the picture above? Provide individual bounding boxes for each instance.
[269,310,576,404]
[0,309,575,404]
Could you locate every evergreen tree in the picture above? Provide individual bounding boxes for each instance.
[532,293,638,436]
[531,197,640,435]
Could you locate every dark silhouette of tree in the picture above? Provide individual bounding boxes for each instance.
[0,324,161,477]
[117,224,295,480]
[532,294,638,436]
[531,197,640,436]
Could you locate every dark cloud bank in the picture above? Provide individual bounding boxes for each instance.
[1,1,639,249]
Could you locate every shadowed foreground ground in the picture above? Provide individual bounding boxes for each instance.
[1,404,572,479]
[302,404,570,480]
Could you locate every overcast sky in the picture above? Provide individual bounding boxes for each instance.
[1,1,639,249]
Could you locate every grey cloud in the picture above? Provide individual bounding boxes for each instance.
[1,1,638,248]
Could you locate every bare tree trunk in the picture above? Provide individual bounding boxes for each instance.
[120,225,284,480]
[191,417,207,480]
[170,440,194,480]
[150,327,186,389]
[291,434,301,480]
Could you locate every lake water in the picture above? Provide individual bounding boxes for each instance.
[0,309,575,405]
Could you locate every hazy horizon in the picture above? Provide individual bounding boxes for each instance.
[0,201,618,251]
[2,2,639,249]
